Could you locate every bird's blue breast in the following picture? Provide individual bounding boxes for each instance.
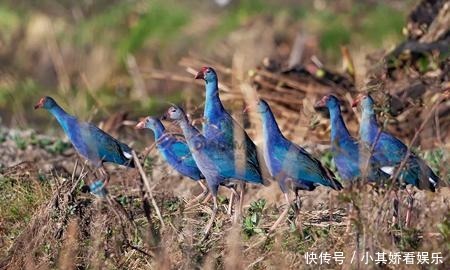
[157,137,203,180]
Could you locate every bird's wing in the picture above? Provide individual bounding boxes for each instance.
[170,140,201,171]
[376,132,408,164]
[80,123,133,166]
[273,141,340,189]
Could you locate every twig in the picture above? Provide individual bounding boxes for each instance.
[132,151,165,229]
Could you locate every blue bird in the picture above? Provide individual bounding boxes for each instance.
[352,94,439,192]
[135,116,209,202]
[34,96,134,193]
[195,67,263,184]
[314,95,389,182]
[163,105,255,236]
[254,99,342,231]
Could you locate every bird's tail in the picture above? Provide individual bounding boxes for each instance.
[330,177,344,190]
[427,170,440,192]
[324,166,343,190]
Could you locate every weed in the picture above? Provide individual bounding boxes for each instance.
[243,198,266,238]
[12,135,27,150]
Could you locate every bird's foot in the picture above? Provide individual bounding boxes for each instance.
[88,180,108,197]
[186,190,209,208]
[269,206,290,233]
[200,209,217,242]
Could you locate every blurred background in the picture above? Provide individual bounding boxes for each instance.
[0,0,411,132]
[1,2,449,268]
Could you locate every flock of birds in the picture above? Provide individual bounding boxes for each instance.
[34,66,440,236]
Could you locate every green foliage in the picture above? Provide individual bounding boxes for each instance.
[0,176,50,239]
[0,5,20,40]
[28,133,71,154]
[144,156,155,174]
[243,198,266,237]
[394,227,422,251]
[318,13,351,54]
[359,4,405,46]
[282,225,332,254]
[164,197,182,213]
[118,1,190,60]
[12,134,27,150]
[74,1,133,47]
[420,148,449,184]
[208,0,274,41]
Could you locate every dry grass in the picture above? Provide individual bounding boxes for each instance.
[1,1,449,269]
[0,141,448,269]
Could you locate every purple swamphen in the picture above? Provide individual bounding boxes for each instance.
[35,96,134,193]
[195,67,264,210]
[314,95,390,182]
[163,105,253,236]
[135,116,209,203]
[352,94,439,191]
[353,94,440,226]
[314,94,392,230]
[252,99,343,231]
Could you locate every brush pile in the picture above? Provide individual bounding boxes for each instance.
[178,0,449,148]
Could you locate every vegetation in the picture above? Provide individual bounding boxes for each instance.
[0,0,449,269]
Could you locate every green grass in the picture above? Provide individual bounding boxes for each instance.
[0,5,21,41]
[0,175,51,256]
[117,0,190,61]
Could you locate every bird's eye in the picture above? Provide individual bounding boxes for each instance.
[206,69,211,73]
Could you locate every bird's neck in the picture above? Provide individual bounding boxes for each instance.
[360,108,378,139]
[361,108,377,126]
[204,80,225,117]
[152,121,166,140]
[261,108,285,143]
[329,106,351,141]
[179,117,202,141]
[48,104,74,132]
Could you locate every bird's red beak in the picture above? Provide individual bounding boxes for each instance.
[243,104,252,113]
[194,70,204,80]
[34,97,45,109]
[313,96,328,109]
[135,119,146,129]
[351,94,363,108]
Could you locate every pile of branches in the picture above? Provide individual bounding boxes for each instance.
[161,0,449,148]
[247,0,449,148]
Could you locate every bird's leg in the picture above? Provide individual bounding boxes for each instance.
[227,190,235,216]
[99,166,110,188]
[392,191,400,227]
[294,190,303,232]
[294,189,302,214]
[405,192,414,228]
[229,185,241,222]
[227,185,240,217]
[237,182,246,220]
[202,193,212,204]
[186,181,209,207]
[269,193,291,232]
[203,196,218,237]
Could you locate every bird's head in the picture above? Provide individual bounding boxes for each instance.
[163,106,185,121]
[256,99,271,114]
[314,95,341,118]
[135,116,159,130]
[351,94,374,110]
[314,95,340,110]
[195,66,217,84]
[34,96,57,110]
[243,99,270,114]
